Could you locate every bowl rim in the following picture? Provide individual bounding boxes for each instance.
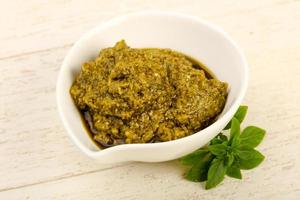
[56,10,248,159]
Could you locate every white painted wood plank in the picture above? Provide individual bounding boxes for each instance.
[0,0,293,59]
[0,150,299,200]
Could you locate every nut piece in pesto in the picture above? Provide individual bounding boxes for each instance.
[70,40,228,148]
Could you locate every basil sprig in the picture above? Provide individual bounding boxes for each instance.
[181,105,265,189]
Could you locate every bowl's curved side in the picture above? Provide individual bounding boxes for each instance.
[56,11,248,164]
[87,120,226,163]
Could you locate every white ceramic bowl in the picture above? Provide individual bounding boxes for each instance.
[56,11,248,164]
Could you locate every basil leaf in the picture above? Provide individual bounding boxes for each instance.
[181,149,209,166]
[226,165,242,179]
[210,133,229,145]
[185,153,213,182]
[237,146,265,170]
[229,118,240,147]
[222,141,229,146]
[225,153,234,167]
[185,163,209,182]
[224,105,248,129]
[210,138,223,145]
[234,105,248,123]
[206,158,227,189]
[240,126,266,148]
[208,144,227,156]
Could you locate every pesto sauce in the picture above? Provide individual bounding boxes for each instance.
[70,40,228,149]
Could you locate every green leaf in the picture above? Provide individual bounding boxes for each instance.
[210,138,223,145]
[181,149,209,166]
[222,141,229,146]
[185,153,213,182]
[226,165,242,179]
[206,158,227,189]
[208,144,227,156]
[225,153,234,167]
[237,146,265,170]
[185,163,209,182]
[224,106,248,129]
[240,126,266,148]
[234,105,248,123]
[229,118,240,147]
[210,133,228,145]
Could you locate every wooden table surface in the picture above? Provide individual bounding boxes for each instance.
[1,0,300,199]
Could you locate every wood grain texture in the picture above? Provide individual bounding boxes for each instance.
[0,0,293,59]
[0,0,300,199]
